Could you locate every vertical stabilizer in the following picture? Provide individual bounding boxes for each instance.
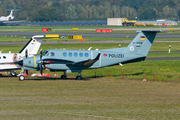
[19,38,42,57]
[124,31,159,56]
[7,9,14,20]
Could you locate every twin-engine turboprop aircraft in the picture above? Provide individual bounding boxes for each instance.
[18,30,160,80]
[0,35,43,76]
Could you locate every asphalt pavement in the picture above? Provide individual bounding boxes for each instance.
[0,32,180,38]
[0,32,180,61]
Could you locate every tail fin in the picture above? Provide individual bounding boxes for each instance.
[7,9,14,20]
[19,38,42,57]
[124,30,160,56]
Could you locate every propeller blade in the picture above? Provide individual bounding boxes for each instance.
[25,49,28,58]
[40,49,42,60]
[39,49,43,75]
[40,64,43,75]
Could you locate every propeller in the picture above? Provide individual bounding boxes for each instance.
[25,49,29,75]
[37,49,51,76]
[40,49,43,75]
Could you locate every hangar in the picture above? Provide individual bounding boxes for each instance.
[107,18,177,26]
[135,19,177,26]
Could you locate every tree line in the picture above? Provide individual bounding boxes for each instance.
[0,0,180,22]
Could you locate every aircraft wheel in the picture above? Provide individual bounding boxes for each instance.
[11,71,17,77]
[76,76,82,80]
[19,75,25,81]
[61,75,66,79]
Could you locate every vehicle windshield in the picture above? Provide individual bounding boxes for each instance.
[42,51,48,56]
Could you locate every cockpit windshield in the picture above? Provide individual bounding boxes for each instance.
[50,52,55,57]
[42,51,48,56]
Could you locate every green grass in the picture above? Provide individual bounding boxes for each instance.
[0,76,180,119]
[14,59,180,82]
[0,25,178,29]
[147,53,180,57]
[0,25,180,34]
[1,28,180,119]
[1,42,180,55]
[1,35,180,43]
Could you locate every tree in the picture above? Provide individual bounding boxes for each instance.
[139,8,157,20]
[162,5,175,19]
[91,5,99,18]
[66,4,78,20]
[178,9,180,18]
[31,7,58,21]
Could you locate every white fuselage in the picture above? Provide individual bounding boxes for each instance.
[0,16,10,22]
[0,10,14,22]
[0,53,24,71]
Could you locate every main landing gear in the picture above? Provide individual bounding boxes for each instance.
[61,71,67,79]
[10,71,17,77]
[76,72,82,80]
[60,71,83,80]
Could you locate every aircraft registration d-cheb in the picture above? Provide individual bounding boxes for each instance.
[18,30,161,81]
[0,35,43,76]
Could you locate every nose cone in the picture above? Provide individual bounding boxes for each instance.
[18,60,23,66]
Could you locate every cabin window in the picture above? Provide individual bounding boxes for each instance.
[50,52,55,57]
[79,53,83,57]
[74,53,78,57]
[0,57,1,59]
[42,51,48,56]
[3,56,6,59]
[68,52,72,57]
[46,53,49,56]
[63,52,67,57]
[85,53,89,57]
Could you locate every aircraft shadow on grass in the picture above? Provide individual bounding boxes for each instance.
[90,72,144,78]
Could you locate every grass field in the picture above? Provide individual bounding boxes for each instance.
[0,25,178,29]
[0,77,180,120]
[1,42,180,53]
[0,25,180,34]
[1,27,180,119]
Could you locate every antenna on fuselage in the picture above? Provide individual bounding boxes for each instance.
[88,47,92,50]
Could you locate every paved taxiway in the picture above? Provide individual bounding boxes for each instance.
[1,32,180,38]
[1,40,180,46]
[0,32,180,61]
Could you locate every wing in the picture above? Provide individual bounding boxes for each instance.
[41,53,101,68]
[67,53,101,67]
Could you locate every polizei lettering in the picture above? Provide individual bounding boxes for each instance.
[109,54,124,58]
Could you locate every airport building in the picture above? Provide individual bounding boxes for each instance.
[107,18,177,26]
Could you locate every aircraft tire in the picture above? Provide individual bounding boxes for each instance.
[19,75,25,81]
[76,76,82,80]
[11,71,17,77]
[61,75,66,79]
